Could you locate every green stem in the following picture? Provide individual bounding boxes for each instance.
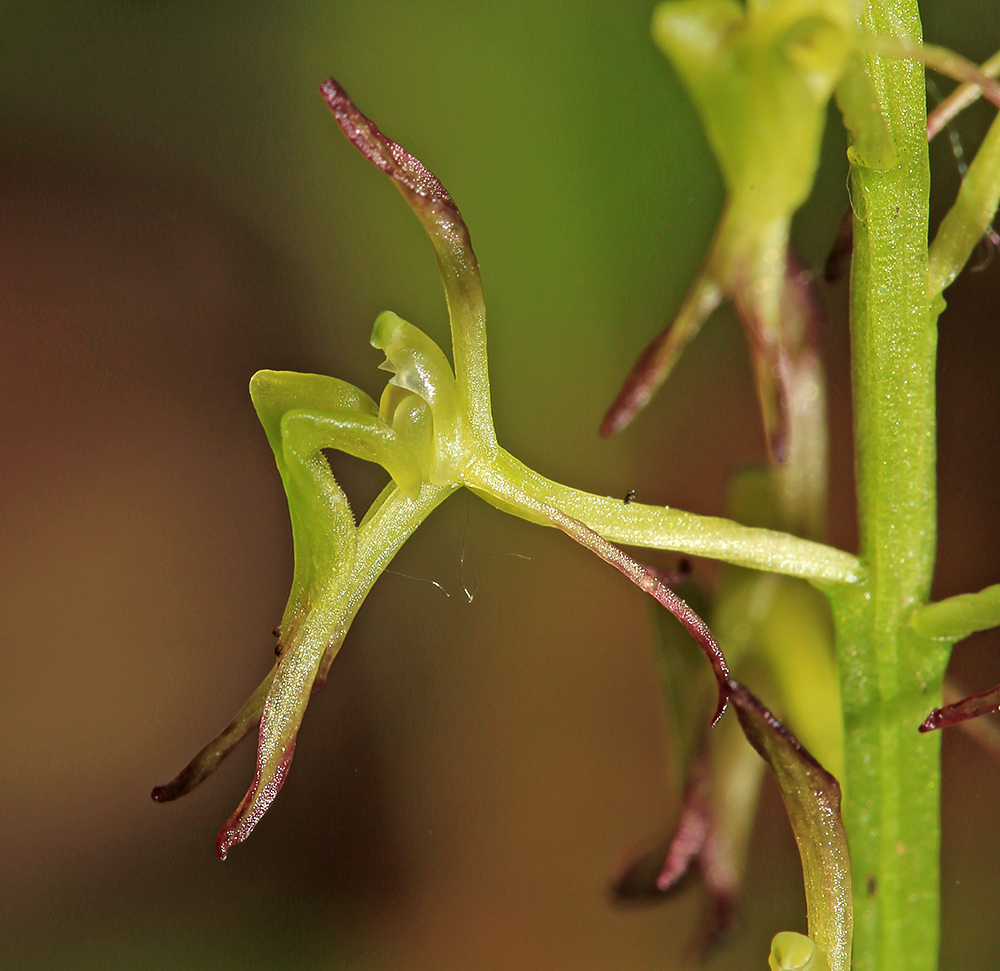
[834,3,951,969]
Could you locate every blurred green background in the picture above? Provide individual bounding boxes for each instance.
[1,1,998,968]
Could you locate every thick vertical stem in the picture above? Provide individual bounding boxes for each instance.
[835,2,950,970]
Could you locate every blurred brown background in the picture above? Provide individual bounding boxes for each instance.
[1,1,998,968]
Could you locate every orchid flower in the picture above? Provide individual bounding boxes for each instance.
[149,75,863,968]
[601,0,1000,459]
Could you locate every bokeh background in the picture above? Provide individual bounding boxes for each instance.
[2,1,999,968]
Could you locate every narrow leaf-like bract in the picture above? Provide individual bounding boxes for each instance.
[729,682,852,971]
[920,682,1000,733]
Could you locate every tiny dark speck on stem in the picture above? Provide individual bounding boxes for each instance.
[624,489,636,505]
[867,875,878,897]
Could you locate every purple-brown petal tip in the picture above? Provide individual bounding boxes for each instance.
[319,78,464,229]
[151,774,195,803]
[613,838,699,903]
[600,326,677,437]
[613,757,711,902]
[919,681,1000,733]
[602,276,722,436]
[151,666,275,803]
[319,76,482,311]
[215,737,297,860]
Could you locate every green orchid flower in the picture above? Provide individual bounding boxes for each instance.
[601,0,863,457]
[600,0,1000,457]
[152,81,859,889]
[148,75,861,971]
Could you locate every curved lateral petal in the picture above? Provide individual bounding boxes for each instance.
[151,664,276,802]
[213,372,361,859]
[282,407,423,500]
[250,370,379,465]
[320,79,494,445]
[727,680,852,971]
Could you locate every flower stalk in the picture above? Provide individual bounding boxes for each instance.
[832,3,943,969]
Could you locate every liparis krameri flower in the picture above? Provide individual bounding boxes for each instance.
[151,75,860,969]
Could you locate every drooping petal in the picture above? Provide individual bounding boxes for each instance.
[209,372,362,859]
[216,617,346,858]
[728,680,852,971]
[151,665,276,802]
[152,379,374,825]
[695,709,768,949]
[613,590,764,956]
[540,503,732,723]
[320,79,495,447]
